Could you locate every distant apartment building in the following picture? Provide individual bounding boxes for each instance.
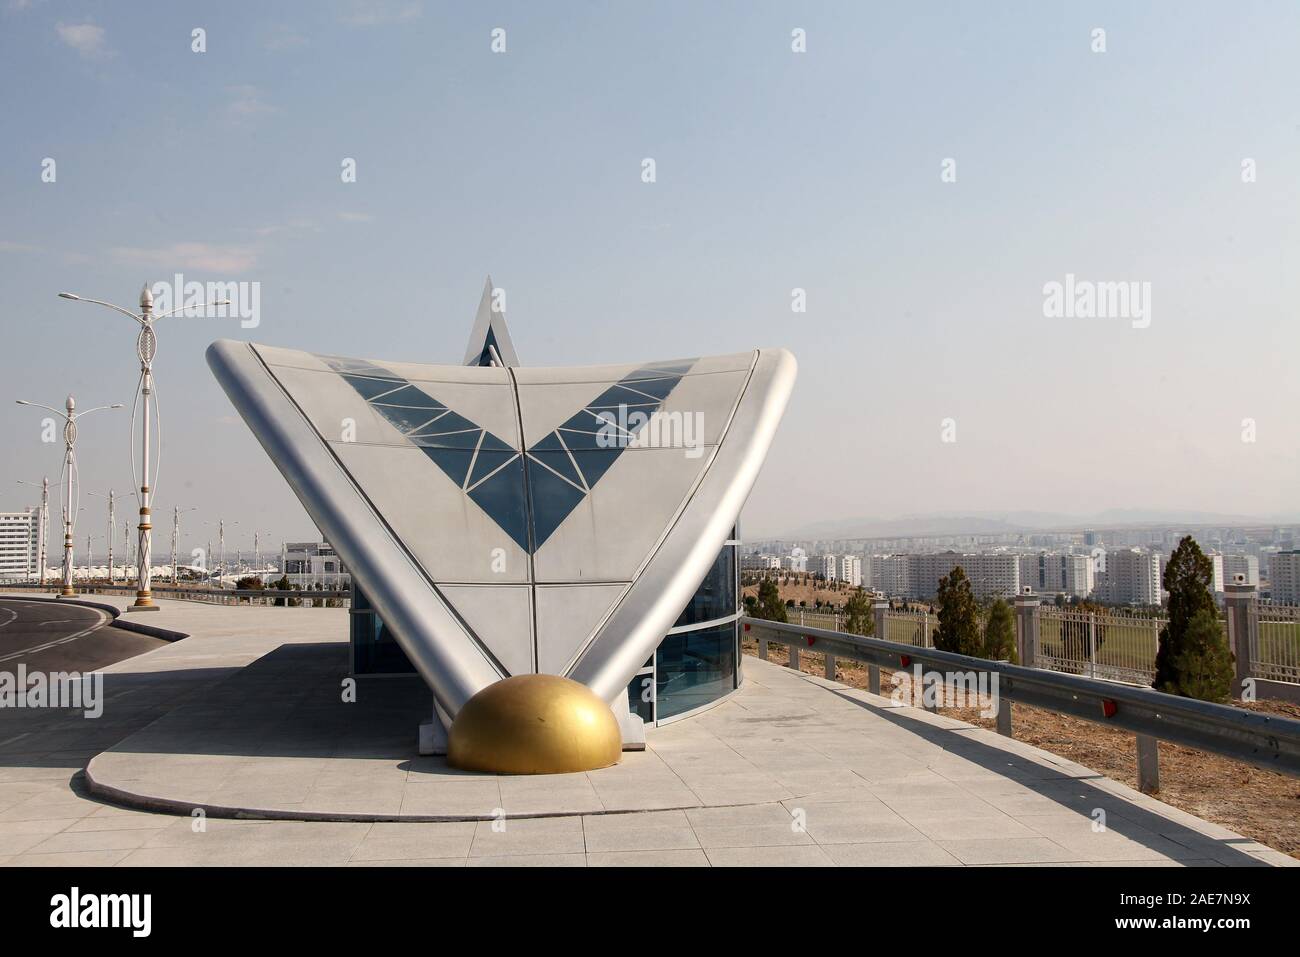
[0,509,39,580]
[903,551,1020,601]
[280,541,350,589]
[821,554,837,580]
[870,554,910,597]
[1206,551,1224,593]
[1097,548,1161,605]
[839,555,862,587]
[1272,551,1300,604]
[1021,552,1095,598]
[1222,554,1260,587]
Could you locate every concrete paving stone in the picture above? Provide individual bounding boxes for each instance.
[467,853,587,867]
[692,822,813,849]
[590,787,699,813]
[581,809,689,830]
[704,844,833,866]
[9,848,134,866]
[0,792,100,822]
[350,822,476,861]
[581,823,700,853]
[938,837,1083,865]
[822,841,964,866]
[0,765,80,785]
[0,781,61,811]
[399,780,503,818]
[782,795,903,823]
[499,778,605,815]
[806,817,926,845]
[771,769,871,794]
[685,803,794,827]
[691,782,795,807]
[901,813,1040,842]
[587,849,709,867]
[26,827,155,854]
[468,816,585,858]
[346,858,465,867]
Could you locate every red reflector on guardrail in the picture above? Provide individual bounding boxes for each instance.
[804,635,814,646]
[1101,699,1117,718]
[900,654,911,668]
[743,622,750,631]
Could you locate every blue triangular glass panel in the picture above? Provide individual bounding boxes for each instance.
[468,449,518,488]
[370,384,445,409]
[528,450,584,489]
[468,457,530,551]
[420,447,474,488]
[528,462,588,547]
[568,447,623,488]
[342,373,407,400]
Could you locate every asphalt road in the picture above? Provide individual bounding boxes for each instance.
[0,598,167,674]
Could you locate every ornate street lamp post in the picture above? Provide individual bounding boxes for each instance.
[58,285,229,611]
[15,397,122,597]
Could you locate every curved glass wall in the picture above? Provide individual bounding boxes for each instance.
[627,530,743,725]
[355,531,744,726]
[654,621,738,720]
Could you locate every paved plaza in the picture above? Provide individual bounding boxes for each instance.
[0,594,1293,867]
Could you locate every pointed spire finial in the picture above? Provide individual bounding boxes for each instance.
[463,274,520,367]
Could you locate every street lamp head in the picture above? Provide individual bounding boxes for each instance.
[15,399,30,406]
[65,395,75,412]
[57,292,81,301]
[110,403,124,409]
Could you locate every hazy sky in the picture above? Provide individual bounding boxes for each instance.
[1,1,1297,553]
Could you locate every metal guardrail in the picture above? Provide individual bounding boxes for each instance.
[742,615,1300,791]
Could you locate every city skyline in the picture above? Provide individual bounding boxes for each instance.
[3,2,1298,547]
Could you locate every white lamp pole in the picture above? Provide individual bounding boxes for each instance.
[171,505,197,584]
[15,397,121,597]
[87,489,120,584]
[59,286,229,611]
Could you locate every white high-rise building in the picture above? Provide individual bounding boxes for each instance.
[839,555,862,587]
[1272,551,1300,604]
[870,554,909,597]
[821,554,837,580]
[1019,552,1094,598]
[1098,548,1161,605]
[1206,551,1225,594]
[0,509,40,580]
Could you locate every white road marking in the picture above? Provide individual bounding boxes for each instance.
[0,600,110,662]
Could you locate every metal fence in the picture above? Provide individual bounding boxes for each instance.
[885,611,929,647]
[1037,606,1163,684]
[1255,601,1300,683]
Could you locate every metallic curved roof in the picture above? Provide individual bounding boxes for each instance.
[207,339,795,717]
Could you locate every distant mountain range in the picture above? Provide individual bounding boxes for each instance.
[774,509,1300,542]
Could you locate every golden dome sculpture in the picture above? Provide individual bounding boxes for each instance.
[446,674,623,774]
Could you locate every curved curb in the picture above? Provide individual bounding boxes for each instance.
[82,757,706,824]
[0,592,188,643]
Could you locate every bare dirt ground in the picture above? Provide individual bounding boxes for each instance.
[740,638,1300,860]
